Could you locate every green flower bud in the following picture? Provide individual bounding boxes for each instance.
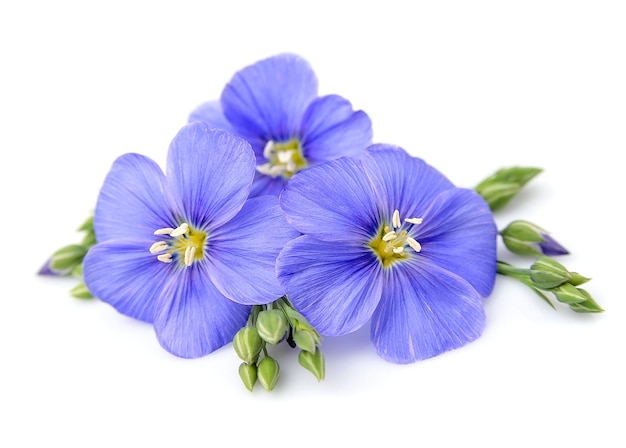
[49,244,88,274]
[567,289,604,313]
[298,348,325,382]
[238,362,258,392]
[257,356,280,391]
[474,166,542,211]
[529,256,571,289]
[256,309,288,345]
[233,327,263,364]
[569,272,591,286]
[293,328,318,353]
[70,282,93,299]
[552,283,588,305]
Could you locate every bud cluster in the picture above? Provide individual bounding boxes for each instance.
[39,214,96,299]
[497,256,603,313]
[233,297,325,392]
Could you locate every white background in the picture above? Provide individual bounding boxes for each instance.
[1,1,624,447]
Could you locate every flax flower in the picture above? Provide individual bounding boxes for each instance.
[277,145,498,363]
[189,53,373,196]
[83,123,298,358]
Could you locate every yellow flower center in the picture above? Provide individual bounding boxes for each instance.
[256,138,308,179]
[149,222,207,267]
[369,209,423,268]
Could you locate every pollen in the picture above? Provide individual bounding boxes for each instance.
[256,138,308,179]
[150,222,207,267]
[369,209,423,268]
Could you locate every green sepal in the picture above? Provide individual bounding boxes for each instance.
[257,356,280,392]
[530,257,571,289]
[70,282,93,299]
[49,244,88,274]
[233,327,263,364]
[552,283,587,305]
[293,328,317,353]
[238,362,258,392]
[569,272,591,286]
[298,348,325,381]
[475,166,542,211]
[567,289,604,313]
[256,309,288,345]
[500,220,546,256]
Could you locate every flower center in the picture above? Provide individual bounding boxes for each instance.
[369,209,423,268]
[149,222,207,267]
[256,138,308,179]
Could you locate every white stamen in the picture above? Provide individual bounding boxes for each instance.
[276,150,293,164]
[392,210,401,229]
[269,165,286,177]
[405,217,423,225]
[407,237,422,252]
[286,160,296,173]
[170,223,189,237]
[256,163,274,176]
[184,246,196,267]
[393,247,405,254]
[382,231,397,241]
[263,140,275,159]
[149,241,169,254]
[157,253,173,263]
[154,227,175,235]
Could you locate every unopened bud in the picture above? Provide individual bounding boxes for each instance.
[475,167,542,211]
[256,309,288,345]
[552,283,587,305]
[238,362,258,392]
[567,289,604,313]
[293,328,318,353]
[501,220,568,257]
[257,356,280,391]
[70,282,93,299]
[298,348,325,382]
[49,244,88,275]
[530,256,571,289]
[233,327,263,364]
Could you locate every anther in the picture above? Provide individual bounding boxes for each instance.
[154,227,175,235]
[405,217,423,225]
[157,253,173,263]
[263,140,275,159]
[382,231,397,241]
[170,223,189,237]
[392,210,401,229]
[149,241,169,254]
[184,246,196,267]
[407,237,422,252]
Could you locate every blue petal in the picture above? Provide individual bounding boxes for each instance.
[187,100,235,132]
[83,240,173,323]
[280,157,379,243]
[277,235,384,335]
[301,94,372,162]
[166,123,256,230]
[414,188,497,297]
[249,171,287,198]
[371,263,485,363]
[207,196,299,305]
[539,233,569,256]
[221,53,318,142]
[153,263,251,358]
[361,145,455,223]
[93,153,177,242]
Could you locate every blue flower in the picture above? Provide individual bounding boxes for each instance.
[276,145,498,364]
[189,53,373,197]
[83,123,298,358]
